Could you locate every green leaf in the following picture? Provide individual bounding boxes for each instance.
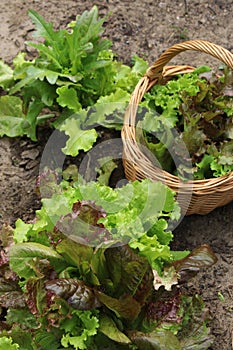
[193,65,212,75]
[0,96,26,137]
[0,60,14,89]
[98,179,179,240]
[6,308,38,329]
[130,234,172,274]
[195,154,215,179]
[86,88,130,128]
[27,42,64,72]
[28,9,65,69]
[28,9,62,42]
[132,55,148,75]
[60,117,98,156]
[99,314,132,344]
[4,328,36,350]
[65,6,108,73]
[25,99,44,140]
[56,86,82,111]
[23,79,56,106]
[170,250,190,261]
[34,327,63,350]
[9,242,67,279]
[13,52,34,76]
[96,157,118,185]
[10,66,59,94]
[90,241,118,287]
[0,337,19,350]
[61,309,99,350]
[56,238,93,268]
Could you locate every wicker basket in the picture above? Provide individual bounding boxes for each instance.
[121,40,233,215]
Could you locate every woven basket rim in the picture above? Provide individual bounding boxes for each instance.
[122,130,233,189]
[121,40,233,214]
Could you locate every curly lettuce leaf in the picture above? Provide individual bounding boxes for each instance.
[0,337,19,350]
[14,177,180,274]
[55,200,111,245]
[59,117,98,156]
[0,329,35,350]
[61,310,99,350]
[0,60,14,89]
[0,96,27,137]
[142,66,233,179]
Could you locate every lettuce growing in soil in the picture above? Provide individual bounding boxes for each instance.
[0,176,217,349]
[0,6,147,143]
[0,6,219,349]
[139,66,233,179]
[14,174,181,272]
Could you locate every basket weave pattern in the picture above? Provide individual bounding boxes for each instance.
[122,40,233,215]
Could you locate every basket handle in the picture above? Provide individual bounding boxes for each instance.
[146,40,233,80]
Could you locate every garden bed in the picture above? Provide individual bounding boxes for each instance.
[0,1,232,349]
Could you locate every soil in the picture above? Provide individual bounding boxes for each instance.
[0,0,233,349]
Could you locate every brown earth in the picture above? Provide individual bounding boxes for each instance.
[0,1,233,349]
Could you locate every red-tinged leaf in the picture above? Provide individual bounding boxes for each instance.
[26,277,47,315]
[45,278,101,310]
[128,329,182,350]
[170,244,217,283]
[178,294,214,349]
[0,291,25,309]
[222,86,233,97]
[0,226,23,310]
[0,225,15,270]
[55,200,111,245]
[104,244,154,303]
[0,224,14,249]
[144,289,182,325]
[181,125,207,157]
[0,275,25,309]
[0,250,8,267]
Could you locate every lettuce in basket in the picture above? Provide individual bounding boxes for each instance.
[140,66,233,179]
